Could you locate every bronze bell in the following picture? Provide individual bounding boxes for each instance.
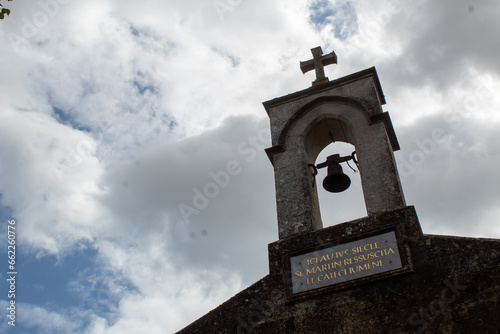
[322,163,351,193]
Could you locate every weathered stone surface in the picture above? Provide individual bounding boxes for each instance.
[290,231,403,293]
[263,68,386,146]
[176,61,499,334]
[299,46,337,86]
[264,67,405,239]
[177,207,500,333]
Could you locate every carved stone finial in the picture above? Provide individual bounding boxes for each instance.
[300,46,337,86]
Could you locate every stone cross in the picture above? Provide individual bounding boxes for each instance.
[300,46,337,86]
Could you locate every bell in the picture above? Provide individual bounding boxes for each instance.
[322,164,351,193]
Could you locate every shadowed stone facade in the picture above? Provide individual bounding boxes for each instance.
[177,57,500,333]
[177,207,500,333]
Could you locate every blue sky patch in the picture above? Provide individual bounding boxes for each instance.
[309,0,358,40]
[132,78,158,95]
[52,107,92,132]
[0,245,132,333]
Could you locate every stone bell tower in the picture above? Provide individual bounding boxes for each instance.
[177,47,500,334]
[264,46,405,239]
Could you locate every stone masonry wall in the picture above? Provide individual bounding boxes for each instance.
[177,207,500,334]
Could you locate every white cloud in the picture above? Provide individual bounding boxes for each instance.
[1,0,500,333]
[14,301,88,334]
[0,108,105,254]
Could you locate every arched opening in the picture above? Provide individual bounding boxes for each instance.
[266,97,405,239]
[298,104,368,227]
[264,74,406,239]
[315,142,367,227]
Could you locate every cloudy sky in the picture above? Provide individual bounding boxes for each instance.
[0,0,499,332]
